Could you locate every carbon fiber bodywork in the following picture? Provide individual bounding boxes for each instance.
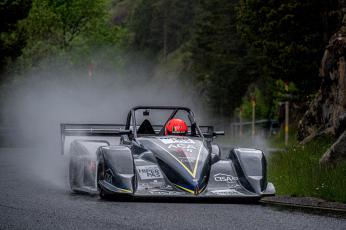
[64,106,275,199]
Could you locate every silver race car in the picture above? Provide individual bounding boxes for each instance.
[61,106,275,199]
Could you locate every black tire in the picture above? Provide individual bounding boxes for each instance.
[99,188,110,200]
[69,157,78,192]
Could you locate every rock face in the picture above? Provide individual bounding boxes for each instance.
[298,15,346,165]
[320,130,346,165]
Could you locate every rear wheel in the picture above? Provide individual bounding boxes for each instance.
[69,157,78,192]
[99,188,109,199]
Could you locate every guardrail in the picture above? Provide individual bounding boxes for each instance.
[230,119,280,138]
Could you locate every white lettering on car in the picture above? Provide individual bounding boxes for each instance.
[214,173,238,182]
[159,137,195,145]
[211,189,242,195]
[136,165,163,180]
[167,143,197,152]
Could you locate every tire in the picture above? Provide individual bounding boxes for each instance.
[69,157,78,192]
[99,188,110,199]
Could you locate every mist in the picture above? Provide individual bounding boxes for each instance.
[2,55,207,189]
[2,52,274,191]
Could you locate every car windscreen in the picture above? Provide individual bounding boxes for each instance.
[133,109,195,136]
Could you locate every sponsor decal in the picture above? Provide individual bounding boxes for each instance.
[210,189,242,196]
[214,173,238,182]
[137,183,150,190]
[149,190,184,195]
[159,137,195,145]
[214,173,241,189]
[138,181,164,190]
[167,143,197,153]
[227,183,241,189]
[153,139,203,178]
[160,185,173,190]
[137,165,163,180]
[149,180,164,187]
[177,156,195,163]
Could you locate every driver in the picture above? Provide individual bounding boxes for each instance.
[165,118,188,136]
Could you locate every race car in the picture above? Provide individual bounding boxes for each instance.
[61,106,275,199]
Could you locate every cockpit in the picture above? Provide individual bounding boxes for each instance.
[125,106,211,138]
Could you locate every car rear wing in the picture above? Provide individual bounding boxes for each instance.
[60,123,130,155]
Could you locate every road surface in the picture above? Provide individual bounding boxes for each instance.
[0,148,345,230]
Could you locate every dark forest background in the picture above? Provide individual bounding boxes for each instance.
[0,0,343,122]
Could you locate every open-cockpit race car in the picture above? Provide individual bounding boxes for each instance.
[61,106,275,199]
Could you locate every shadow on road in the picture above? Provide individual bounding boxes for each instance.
[68,189,261,205]
[90,194,261,205]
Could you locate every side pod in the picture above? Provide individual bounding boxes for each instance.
[97,146,135,194]
[229,148,267,194]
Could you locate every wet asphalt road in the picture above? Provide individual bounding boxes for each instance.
[0,148,345,230]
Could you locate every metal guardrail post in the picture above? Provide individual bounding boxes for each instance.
[239,107,243,137]
[285,82,289,146]
[252,97,256,140]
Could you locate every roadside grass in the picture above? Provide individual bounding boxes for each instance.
[267,126,298,149]
[268,136,346,203]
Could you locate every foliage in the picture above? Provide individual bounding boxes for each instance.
[238,79,299,121]
[268,137,346,203]
[240,87,270,120]
[16,0,123,71]
[127,0,195,59]
[0,0,32,74]
[268,125,298,149]
[188,0,258,116]
[0,0,343,119]
[237,0,341,93]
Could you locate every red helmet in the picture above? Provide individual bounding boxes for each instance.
[165,118,188,135]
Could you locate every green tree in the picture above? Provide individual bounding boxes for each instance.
[128,0,195,60]
[16,0,122,70]
[0,0,32,75]
[188,0,258,116]
[237,0,341,92]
